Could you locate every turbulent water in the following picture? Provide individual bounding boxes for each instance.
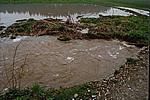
[0,36,139,89]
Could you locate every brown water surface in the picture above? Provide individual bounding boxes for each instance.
[0,36,139,89]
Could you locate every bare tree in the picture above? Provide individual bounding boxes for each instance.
[11,41,22,88]
[1,41,29,90]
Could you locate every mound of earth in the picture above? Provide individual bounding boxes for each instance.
[0,16,148,47]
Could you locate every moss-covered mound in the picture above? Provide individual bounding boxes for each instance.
[0,16,148,46]
[0,18,83,40]
[80,15,148,47]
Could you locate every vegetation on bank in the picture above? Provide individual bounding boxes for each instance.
[0,83,95,100]
[80,15,149,47]
[0,15,148,47]
[0,0,149,10]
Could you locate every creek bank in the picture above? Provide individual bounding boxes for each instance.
[0,15,148,47]
[91,46,149,100]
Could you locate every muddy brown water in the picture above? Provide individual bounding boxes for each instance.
[0,36,139,89]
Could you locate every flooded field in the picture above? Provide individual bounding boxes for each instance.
[0,4,135,27]
[0,36,139,89]
[0,1,149,99]
[0,4,147,90]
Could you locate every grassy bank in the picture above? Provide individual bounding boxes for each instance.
[80,16,149,47]
[1,16,148,47]
[0,0,149,10]
[0,83,95,100]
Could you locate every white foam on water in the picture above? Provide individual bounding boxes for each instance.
[12,36,28,42]
[65,57,74,63]
[119,45,124,50]
[53,74,59,77]
[108,51,117,59]
[98,55,103,58]
[122,42,135,48]
[89,45,101,51]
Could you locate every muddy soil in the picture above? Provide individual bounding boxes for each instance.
[0,36,139,90]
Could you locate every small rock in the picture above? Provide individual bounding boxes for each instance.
[74,93,78,98]
[92,95,96,98]
[128,77,131,80]
[3,88,8,92]
[5,57,8,60]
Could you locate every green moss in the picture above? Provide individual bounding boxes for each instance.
[50,24,65,31]
[2,19,37,36]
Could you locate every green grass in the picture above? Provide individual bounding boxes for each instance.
[126,58,139,64]
[0,0,149,10]
[80,16,149,47]
[0,83,92,100]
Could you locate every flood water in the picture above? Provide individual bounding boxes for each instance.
[0,4,134,27]
[0,4,143,89]
[0,36,139,89]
